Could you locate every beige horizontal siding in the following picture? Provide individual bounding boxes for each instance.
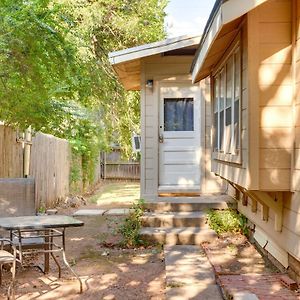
[259,169,290,190]
[259,23,292,45]
[260,107,293,128]
[260,44,292,64]
[238,197,300,261]
[256,0,292,190]
[295,82,300,103]
[145,63,191,76]
[212,160,248,187]
[260,127,293,148]
[258,0,292,23]
[260,149,291,169]
[259,85,293,106]
[258,64,292,86]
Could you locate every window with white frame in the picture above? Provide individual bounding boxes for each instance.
[213,45,241,157]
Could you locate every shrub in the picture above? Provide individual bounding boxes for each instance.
[207,209,249,236]
[118,199,146,248]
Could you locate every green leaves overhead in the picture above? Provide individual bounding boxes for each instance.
[0,0,167,166]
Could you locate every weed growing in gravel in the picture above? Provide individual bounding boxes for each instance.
[207,209,249,236]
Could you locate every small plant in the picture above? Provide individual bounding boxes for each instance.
[207,209,249,236]
[38,205,46,214]
[117,199,146,248]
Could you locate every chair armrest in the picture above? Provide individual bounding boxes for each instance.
[0,238,17,259]
[0,238,14,249]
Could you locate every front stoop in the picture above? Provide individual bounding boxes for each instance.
[140,196,231,245]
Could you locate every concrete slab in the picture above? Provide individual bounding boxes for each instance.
[164,245,223,300]
[73,209,106,216]
[103,208,132,216]
[166,284,223,300]
[233,292,259,300]
[164,245,215,285]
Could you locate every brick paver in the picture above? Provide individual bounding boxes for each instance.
[218,274,300,299]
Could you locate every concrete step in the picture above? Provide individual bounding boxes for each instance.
[141,211,207,228]
[145,195,232,212]
[140,227,217,245]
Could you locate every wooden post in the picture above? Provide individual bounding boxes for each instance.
[251,199,258,213]
[262,204,269,221]
[274,192,283,232]
[242,193,248,206]
[24,126,32,178]
[235,188,240,201]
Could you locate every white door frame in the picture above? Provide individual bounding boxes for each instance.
[158,82,201,192]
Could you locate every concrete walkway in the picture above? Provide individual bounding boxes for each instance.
[164,245,223,300]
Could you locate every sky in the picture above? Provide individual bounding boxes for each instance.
[164,0,216,37]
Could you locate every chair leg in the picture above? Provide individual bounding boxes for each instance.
[50,252,61,278]
[0,264,2,286]
[8,261,16,300]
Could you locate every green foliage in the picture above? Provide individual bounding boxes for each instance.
[118,199,146,248]
[207,209,249,236]
[0,0,167,186]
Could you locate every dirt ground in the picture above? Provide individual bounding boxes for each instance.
[0,182,165,300]
[202,233,280,275]
[0,215,165,300]
[0,182,295,299]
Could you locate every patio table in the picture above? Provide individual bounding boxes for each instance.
[0,215,84,293]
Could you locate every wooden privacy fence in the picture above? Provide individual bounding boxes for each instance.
[0,126,23,178]
[101,150,140,180]
[30,133,70,209]
[0,126,70,209]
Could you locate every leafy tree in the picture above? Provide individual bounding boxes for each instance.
[0,0,167,187]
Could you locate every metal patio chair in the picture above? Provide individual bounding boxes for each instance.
[0,238,17,300]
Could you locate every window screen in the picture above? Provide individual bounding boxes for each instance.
[164,98,194,131]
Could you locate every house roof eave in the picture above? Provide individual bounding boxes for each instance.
[108,35,201,91]
[191,0,269,83]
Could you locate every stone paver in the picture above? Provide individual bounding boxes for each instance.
[103,208,132,215]
[164,245,223,300]
[73,209,106,216]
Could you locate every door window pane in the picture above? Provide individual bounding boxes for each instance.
[164,98,194,131]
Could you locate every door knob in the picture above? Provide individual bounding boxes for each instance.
[159,134,164,143]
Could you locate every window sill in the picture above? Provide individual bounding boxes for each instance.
[212,151,242,165]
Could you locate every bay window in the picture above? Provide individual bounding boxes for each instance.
[213,44,241,161]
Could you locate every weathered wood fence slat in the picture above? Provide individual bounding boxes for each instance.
[30,133,70,208]
[0,126,23,178]
[101,150,140,180]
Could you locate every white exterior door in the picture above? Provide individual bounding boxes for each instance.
[159,84,201,190]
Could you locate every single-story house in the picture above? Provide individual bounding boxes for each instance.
[110,0,300,283]
[109,35,225,199]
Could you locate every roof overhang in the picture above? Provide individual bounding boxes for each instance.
[109,35,201,91]
[191,0,268,83]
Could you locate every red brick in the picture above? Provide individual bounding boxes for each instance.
[280,275,298,291]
